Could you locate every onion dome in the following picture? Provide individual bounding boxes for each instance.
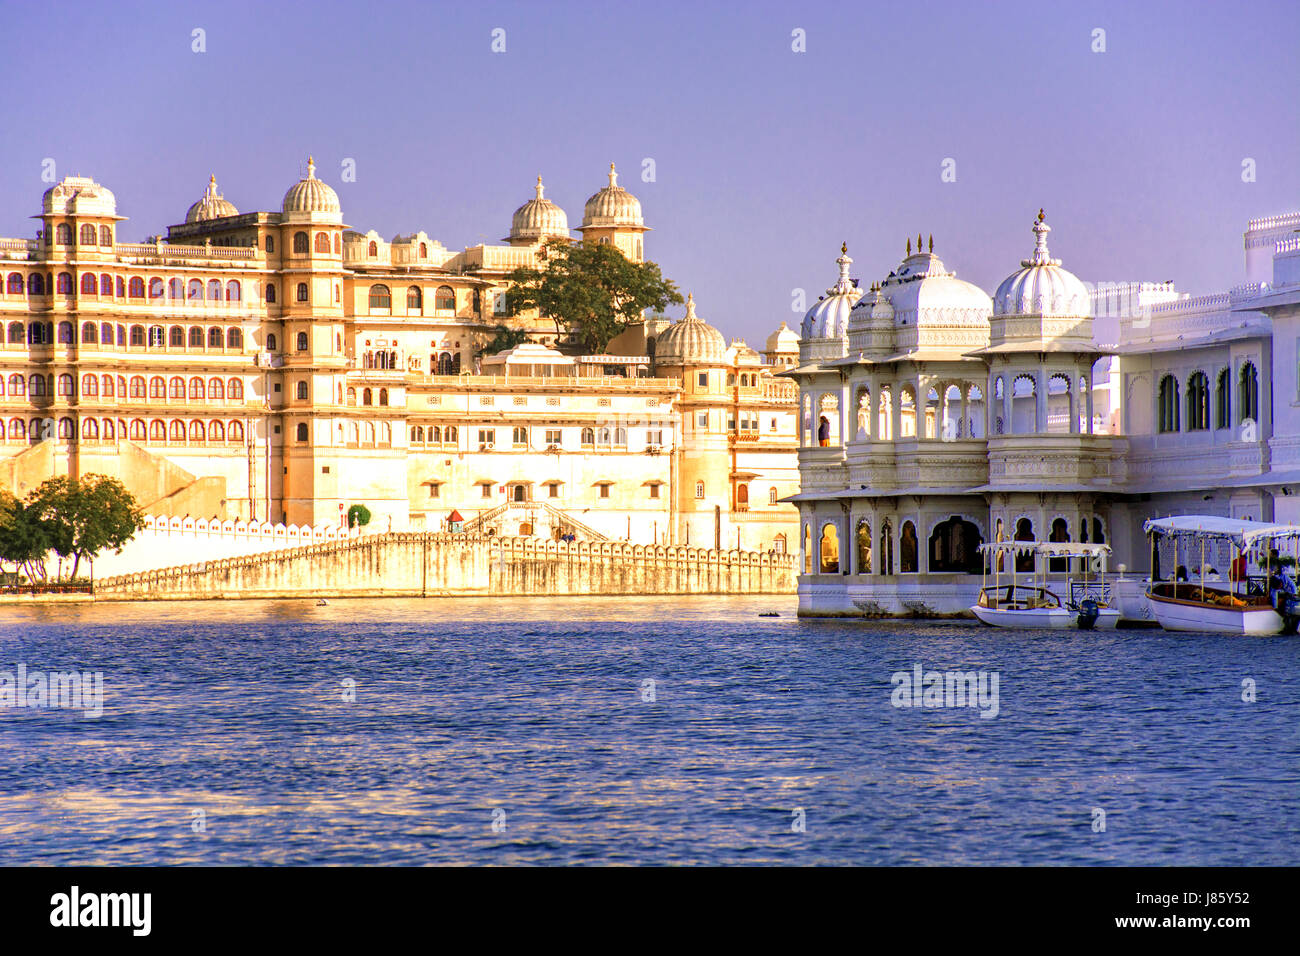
[801,243,864,340]
[764,321,800,354]
[281,156,341,218]
[508,175,569,242]
[993,210,1090,316]
[655,293,727,366]
[880,235,992,321]
[41,177,118,217]
[581,163,644,228]
[186,175,239,223]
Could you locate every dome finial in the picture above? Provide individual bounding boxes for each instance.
[608,162,618,188]
[684,292,697,320]
[928,234,933,252]
[536,175,545,199]
[917,232,923,252]
[1030,208,1052,265]
[841,241,847,255]
[906,237,911,255]
[306,156,316,179]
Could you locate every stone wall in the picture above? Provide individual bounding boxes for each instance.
[91,533,796,600]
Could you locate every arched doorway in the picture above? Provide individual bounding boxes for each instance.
[1014,517,1035,573]
[900,521,918,573]
[879,519,894,575]
[1048,517,1070,573]
[928,516,982,573]
[819,524,839,573]
[856,518,871,574]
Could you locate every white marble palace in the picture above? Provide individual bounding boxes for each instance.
[787,208,1300,616]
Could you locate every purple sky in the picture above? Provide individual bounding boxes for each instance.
[3,0,1298,343]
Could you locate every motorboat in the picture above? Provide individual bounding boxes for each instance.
[1143,516,1300,635]
[971,541,1120,630]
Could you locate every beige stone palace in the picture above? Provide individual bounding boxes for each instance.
[0,161,799,553]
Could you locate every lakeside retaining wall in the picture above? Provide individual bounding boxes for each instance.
[88,533,797,600]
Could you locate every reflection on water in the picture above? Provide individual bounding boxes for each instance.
[1,597,1297,865]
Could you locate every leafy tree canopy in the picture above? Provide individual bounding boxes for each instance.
[0,474,143,582]
[483,324,531,355]
[501,238,683,353]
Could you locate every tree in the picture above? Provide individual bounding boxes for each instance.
[347,504,371,528]
[483,324,530,355]
[0,475,142,583]
[501,238,682,353]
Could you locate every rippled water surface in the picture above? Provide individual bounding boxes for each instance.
[1,596,1298,865]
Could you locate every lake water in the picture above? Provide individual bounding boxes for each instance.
[1,596,1297,865]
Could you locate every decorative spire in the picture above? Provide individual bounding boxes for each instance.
[683,292,697,321]
[1026,208,1056,266]
[608,162,618,188]
[828,243,855,295]
[928,234,933,252]
[535,175,545,199]
[917,232,923,252]
[906,237,912,255]
[306,156,316,180]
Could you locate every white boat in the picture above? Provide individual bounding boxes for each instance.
[970,542,1121,630]
[1142,516,1300,635]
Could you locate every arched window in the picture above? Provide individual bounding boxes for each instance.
[1186,371,1209,431]
[129,376,145,398]
[210,421,224,442]
[226,280,240,302]
[57,321,74,344]
[147,325,165,347]
[188,279,203,301]
[1157,375,1180,433]
[81,374,98,396]
[379,388,388,406]
[6,322,21,344]
[406,286,422,311]
[148,419,166,441]
[169,377,185,400]
[56,223,72,244]
[265,236,274,254]
[296,422,309,441]
[1014,517,1035,573]
[229,421,244,442]
[103,419,115,440]
[189,420,205,442]
[928,516,982,573]
[187,326,203,348]
[293,231,309,254]
[207,279,222,300]
[265,283,276,303]
[79,224,96,245]
[368,240,378,257]
[189,377,204,400]
[169,419,186,441]
[819,524,840,573]
[804,525,812,573]
[82,418,99,440]
[7,374,23,397]
[334,234,341,254]
[81,322,97,344]
[435,286,456,311]
[169,278,183,300]
[128,325,144,347]
[267,333,277,352]
[127,276,144,298]
[169,326,185,347]
[100,273,112,296]
[314,232,331,253]
[513,425,528,446]
[208,377,224,401]
[581,427,595,446]
[1239,361,1259,425]
[695,480,705,499]
[57,373,74,396]
[856,519,872,573]
[296,331,308,351]
[80,273,97,295]
[368,284,391,310]
[147,278,163,299]
[101,321,114,345]
[346,387,356,406]
[8,418,24,440]
[100,226,112,246]
[1215,368,1230,429]
[58,417,74,439]
[28,273,45,296]
[227,327,242,349]
[5,273,21,295]
[296,282,308,302]
[56,272,73,295]
[1048,517,1071,573]
[899,521,918,573]
[296,381,308,400]
[362,388,372,406]
[769,487,778,505]
[228,378,243,400]
[102,375,115,397]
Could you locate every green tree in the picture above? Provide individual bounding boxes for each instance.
[482,324,530,355]
[347,504,372,528]
[0,490,49,583]
[501,238,682,353]
[23,475,143,581]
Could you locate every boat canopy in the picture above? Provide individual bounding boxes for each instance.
[1142,515,1300,550]
[978,541,1111,557]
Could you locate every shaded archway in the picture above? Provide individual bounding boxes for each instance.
[1014,517,1035,573]
[856,518,872,574]
[928,516,982,573]
[900,521,918,573]
[819,523,839,573]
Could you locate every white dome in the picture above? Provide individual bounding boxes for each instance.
[764,321,800,354]
[801,244,864,340]
[655,293,726,365]
[509,176,569,241]
[43,177,117,217]
[581,163,643,228]
[993,211,1090,316]
[282,157,341,219]
[186,175,239,223]
[880,243,992,321]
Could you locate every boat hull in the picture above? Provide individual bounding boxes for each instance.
[1148,591,1283,635]
[970,605,1120,630]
